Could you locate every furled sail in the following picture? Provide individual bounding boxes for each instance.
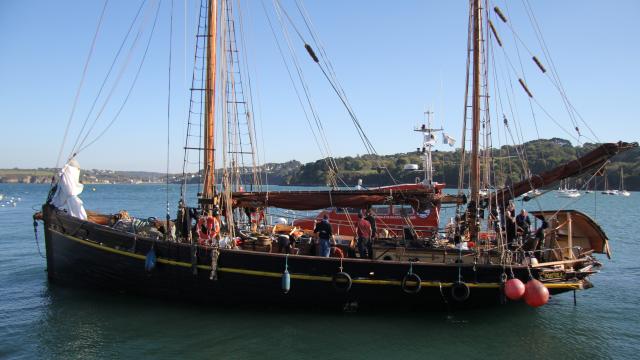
[231,188,443,211]
[491,141,637,204]
[51,159,88,220]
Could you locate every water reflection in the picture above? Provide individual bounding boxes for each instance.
[33,283,614,360]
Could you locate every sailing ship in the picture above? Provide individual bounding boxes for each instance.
[35,0,637,310]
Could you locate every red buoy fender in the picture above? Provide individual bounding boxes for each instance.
[524,279,549,307]
[504,278,526,301]
[330,246,344,258]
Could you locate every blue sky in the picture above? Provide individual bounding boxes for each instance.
[1,0,638,172]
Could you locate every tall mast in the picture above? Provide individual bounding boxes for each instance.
[468,0,482,240]
[202,0,218,210]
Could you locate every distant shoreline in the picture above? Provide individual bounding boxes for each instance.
[3,138,639,190]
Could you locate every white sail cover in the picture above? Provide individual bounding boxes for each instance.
[51,160,87,220]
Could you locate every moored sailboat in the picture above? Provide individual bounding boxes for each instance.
[601,170,617,195]
[619,168,631,197]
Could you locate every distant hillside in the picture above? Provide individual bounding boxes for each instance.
[282,138,640,190]
[3,139,638,190]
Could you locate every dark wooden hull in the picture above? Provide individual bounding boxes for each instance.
[42,206,587,310]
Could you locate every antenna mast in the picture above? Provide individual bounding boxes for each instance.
[414,110,442,186]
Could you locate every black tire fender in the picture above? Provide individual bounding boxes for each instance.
[332,272,352,293]
[401,273,422,294]
[451,281,470,302]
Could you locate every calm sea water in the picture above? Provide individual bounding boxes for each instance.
[1,183,638,359]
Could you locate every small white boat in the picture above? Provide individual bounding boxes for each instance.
[558,189,581,198]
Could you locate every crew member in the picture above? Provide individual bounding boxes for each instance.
[313,214,333,257]
[505,202,517,245]
[356,212,372,259]
[365,208,377,259]
[516,209,531,236]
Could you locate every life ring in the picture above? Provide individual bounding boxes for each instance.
[401,273,422,294]
[332,272,352,292]
[330,246,344,258]
[196,217,209,243]
[197,216,220,245]
[451,281,470,302]
[208,216,220,238]
[250,209,265,225]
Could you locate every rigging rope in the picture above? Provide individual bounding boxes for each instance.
[76,0,159,153]
[265,0,343,189]
[76,0,163,154]
[166,0,175,228]
[236,0,264,190]
[493,0,599,143]
[55,0,109,170]
[274,0,400,186]
[69,0,148,157]
[503,2,541,141]
[181,0,209,204]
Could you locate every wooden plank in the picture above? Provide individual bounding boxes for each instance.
[531,258,587,268]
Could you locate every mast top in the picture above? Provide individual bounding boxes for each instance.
[414,109,443,134]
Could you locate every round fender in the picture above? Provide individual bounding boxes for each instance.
[332,272,352,293]
[401,273,422,294]
[144,248,156,272]
[451,281,470,302]
[281,269,291,294]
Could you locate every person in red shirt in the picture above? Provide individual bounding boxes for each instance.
[356,212,372,259]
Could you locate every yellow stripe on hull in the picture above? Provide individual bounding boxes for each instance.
[50,229,584,290]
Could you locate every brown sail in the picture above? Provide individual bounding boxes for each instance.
[491,141,637,204]
[230,188,443,211]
